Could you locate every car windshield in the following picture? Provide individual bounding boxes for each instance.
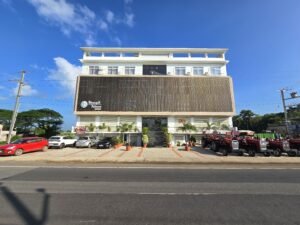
[49,137,61,140]
[79,137,89,140]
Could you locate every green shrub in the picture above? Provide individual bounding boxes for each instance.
[112,136,122,145]
[142,134,149,144]
[142,127,149,135]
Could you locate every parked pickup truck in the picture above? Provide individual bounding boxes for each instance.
[48,136,77,149]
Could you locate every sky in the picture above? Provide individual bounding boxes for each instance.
[0,0,300,130]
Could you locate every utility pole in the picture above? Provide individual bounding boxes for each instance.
[280,89,289,134]
[7,70,26,143]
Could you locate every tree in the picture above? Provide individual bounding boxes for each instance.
[239,110,256,130]
[16,108,63,138]
[117,122,134,144]
[178,122,197,142]
[0,109,13,130]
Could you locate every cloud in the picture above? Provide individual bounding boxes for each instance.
[27,0,135,46]
[98,19,108,31]
[124,13,134,27]
[14,84,38,97]
[105,10,115,24]
[49,57,81,96]
[27,0,96,45]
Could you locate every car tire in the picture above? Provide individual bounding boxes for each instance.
[287,151,296,157]
[237,151,243,156]
[211,142,218,152]
[273,149,281,157]
[59,143,65,149]
[14,149,23,156]
[248,149,255,157]
[42,146,48,152]
[220,148,228,156]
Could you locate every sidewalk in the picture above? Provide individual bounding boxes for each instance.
[1,146,300,164]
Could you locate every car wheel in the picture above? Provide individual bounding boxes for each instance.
[48,146,52,149]
[287,151,296,157]
[220,148,228,156]
[211,142,217,152]
[73,142,76,147]
[14,149,23,156]
[42,146,48,152]
[273,149,281,157]
[237,151,243,156]
[59,143,65,149]
[248,149,255,157]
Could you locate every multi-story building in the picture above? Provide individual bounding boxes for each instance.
[73,47,235,146]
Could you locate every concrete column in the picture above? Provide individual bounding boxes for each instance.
[136,116,142,132]
[168,116,176,133]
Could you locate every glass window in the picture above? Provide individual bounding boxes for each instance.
[193,67,204,75]
[108,66,118,75]
[89,66,100,75]
[175,67,186,75]
[125,66,135,75]
[211,67,221,75]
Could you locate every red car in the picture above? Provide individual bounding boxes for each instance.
[0,137,48,156]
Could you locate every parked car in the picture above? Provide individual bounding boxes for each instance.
[48,136,77,149]
[94,137,113,149]
[75,136,97,148]
[0,137,48,156]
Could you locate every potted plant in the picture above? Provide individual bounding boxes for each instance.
[142,134,149,148]
[178,122,197,151]
[117,122,134,150]
[166,132,173,148]
[189,136,196,146]
[112,136,123,149]
[87,123,95,132]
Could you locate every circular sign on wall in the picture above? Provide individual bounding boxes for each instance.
[80,101,88,108]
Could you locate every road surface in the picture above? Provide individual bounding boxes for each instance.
[0,165,300,225]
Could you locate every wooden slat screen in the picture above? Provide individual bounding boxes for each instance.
[76,76,234,112]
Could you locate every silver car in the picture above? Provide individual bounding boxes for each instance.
[75,136,96,148]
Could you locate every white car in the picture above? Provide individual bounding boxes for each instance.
[48,136,77,149]
[75,136,97,148]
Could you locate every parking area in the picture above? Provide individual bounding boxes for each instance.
[1,146,300,164]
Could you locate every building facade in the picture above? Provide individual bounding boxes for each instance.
[73,47,236,146]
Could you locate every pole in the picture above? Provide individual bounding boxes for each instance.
[280,89,289,135]
[7,70,26,143]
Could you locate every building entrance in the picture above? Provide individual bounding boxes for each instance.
[142,117,167,146]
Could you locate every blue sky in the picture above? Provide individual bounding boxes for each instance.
[0,0,300,130]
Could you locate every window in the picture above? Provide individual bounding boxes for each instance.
[193,67,204,75]
[89,66,100,75]
[125,66,135,75]
[175,67,186,75]
[211,67,221,75]
[108,66,118,75]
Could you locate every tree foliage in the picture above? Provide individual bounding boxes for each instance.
[0,108,63,138]
[232,109,299,133]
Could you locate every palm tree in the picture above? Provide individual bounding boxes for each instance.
[117,122,134,144]
[178,123,197,142]
[240,110,255,130]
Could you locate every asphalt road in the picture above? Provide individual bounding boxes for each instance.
[1,165,300,225]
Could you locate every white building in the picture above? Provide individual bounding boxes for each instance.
[73,47,236,146]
